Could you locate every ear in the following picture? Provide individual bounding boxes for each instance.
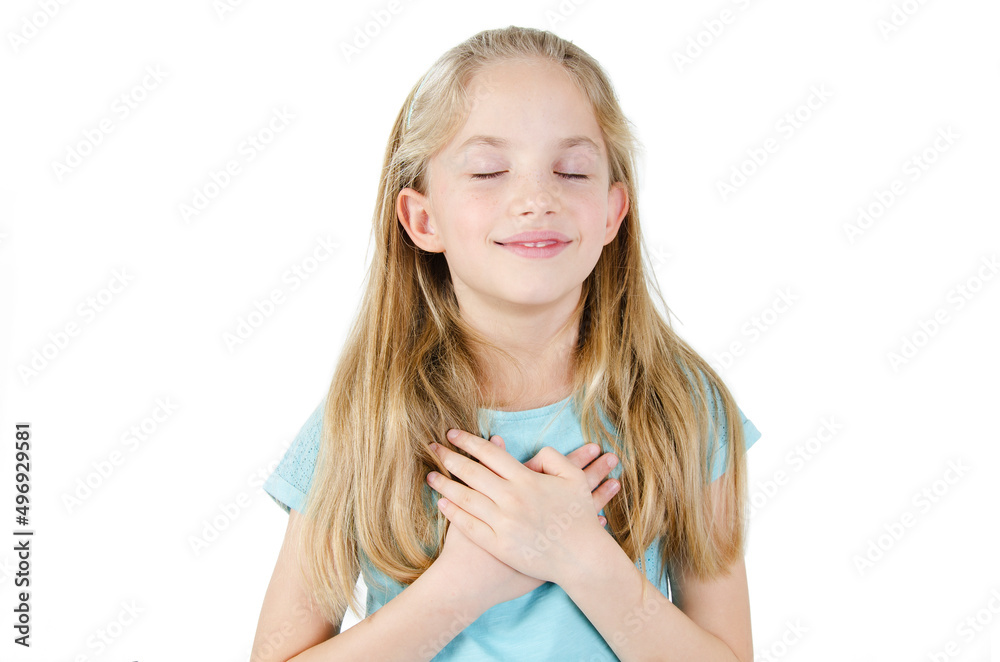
[397,187,442,252]
[603,181,629,246]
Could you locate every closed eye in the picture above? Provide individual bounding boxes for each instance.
[470,172,589,180]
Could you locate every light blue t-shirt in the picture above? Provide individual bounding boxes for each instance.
[263,388,760,661]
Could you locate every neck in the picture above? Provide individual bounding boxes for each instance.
[457,287,581,410]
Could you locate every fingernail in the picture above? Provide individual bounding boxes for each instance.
[447,429,460,441]
[609,480,619,493]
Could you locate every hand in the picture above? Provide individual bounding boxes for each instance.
[430,436,620,611]
[428,429,620,590]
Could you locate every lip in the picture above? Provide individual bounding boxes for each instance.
[495,231,571,244]
[497,241,569,259]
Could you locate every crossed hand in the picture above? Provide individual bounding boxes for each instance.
[426,428,621,607]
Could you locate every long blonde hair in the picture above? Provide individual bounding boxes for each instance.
[297,25,749,625]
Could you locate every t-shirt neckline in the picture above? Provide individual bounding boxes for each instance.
[478,393,575,421]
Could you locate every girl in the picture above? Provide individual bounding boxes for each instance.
[252,25,761,662]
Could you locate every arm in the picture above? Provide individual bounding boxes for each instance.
[289,559,489,661]
[251,508,489,662]
[423,427,753,661]
[558,478,753,662]
[250,508,339,661]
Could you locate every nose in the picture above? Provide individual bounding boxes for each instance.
[508,171,561,218]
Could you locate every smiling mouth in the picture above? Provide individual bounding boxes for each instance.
[494,240,570,259]
[498,241,561,247]
[495,240,567,247]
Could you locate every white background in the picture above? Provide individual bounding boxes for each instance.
[1,0,998,660]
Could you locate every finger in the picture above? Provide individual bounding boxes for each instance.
[427,468,500,524]
[444,429,523,480]
[435,496,497,550]
[431,439,506,498]
[524,445,585,473]
[589,472,621,514]
[521,446,582,479]
[580,451,619,493]
[524,444,616,493]
[524,443,599,474]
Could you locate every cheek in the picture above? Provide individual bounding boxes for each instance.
[570,191,608,223]
[581,199,615,248]
[455,197,498,234]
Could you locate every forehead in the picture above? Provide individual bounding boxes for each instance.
[446,58,605,153]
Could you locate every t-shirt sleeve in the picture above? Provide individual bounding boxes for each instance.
[709,405,761,483]
[702,376,760,482]
[679,363,762,483]
[262,398,325,515]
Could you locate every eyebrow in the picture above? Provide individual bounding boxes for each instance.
[458,134,601,154]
